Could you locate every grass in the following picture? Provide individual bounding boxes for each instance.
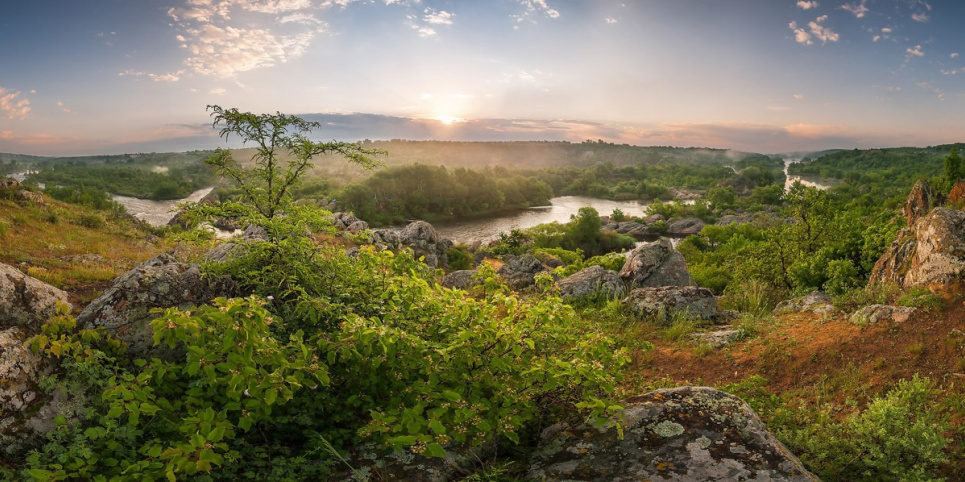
[0,196,161,295]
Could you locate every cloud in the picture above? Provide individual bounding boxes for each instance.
[234,0,311,14]
[605,17,617,24]
[513,0,560,26]
[797,1,819,9]
[915,81,943,100]
[0,87,31,120]
[906,44,924,57]
[841,1,868,18]
[911,12,929,22]
[808,15,839,43]
[423,8,453,25]
[789,21,812,45]
[952,52,960,59]
[210,87,227,95]
[793,94,805,100]
[159,0,322,79]
[57,101,71,113]
[119,69,185,82]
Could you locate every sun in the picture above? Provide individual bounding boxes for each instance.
[433,115,465,125]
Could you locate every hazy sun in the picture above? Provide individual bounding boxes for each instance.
[433,115,465,125]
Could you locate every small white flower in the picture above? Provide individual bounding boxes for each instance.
[266,296,275,301]
[243,389,251,397]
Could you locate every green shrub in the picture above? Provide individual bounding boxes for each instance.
[75,213,105,229]
[446,244,474,271]
[723,280,780,315]
[897,287,944,313]
[785,376,948,481]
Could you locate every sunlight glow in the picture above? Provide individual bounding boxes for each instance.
[433,115,465,125]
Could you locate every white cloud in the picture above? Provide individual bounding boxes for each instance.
[808,15,839,44]
[210,87,227,95]
[841,1,868,18]
[57,101,71,113]
[513,0,560,25]
[235,0,311,14]
[605,17,617,24]
[279,12,324,25]
[916,81,943,100]
[0,87,31,120]
[906,44,924,57]
[119,69,185,82]
[423,8,453,25]
[797,1,819,9]
[789,21,812,45]
[911,12,929,22]
[793,94,805,100]
[952,52,960,59]
[181,24,315,76]
[881,27,892,33]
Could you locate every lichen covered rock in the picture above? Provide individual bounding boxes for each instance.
[624,286,717,324]
[441,270,479,290]
[77,254,234,355]
[619,238,695,289]
[0,263,72,331]
[870,207,965,292]
[850,304,918,326]
[497,254,548,290]
[527,386,818,481]
[556,265,625,300]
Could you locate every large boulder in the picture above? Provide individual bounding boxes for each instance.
[624,286,718,324]
[666,217,705,235]
[527,386,818,481]
[869,207,965,292]
[904,179,944,226]
[400,220,439,248]
[619,238,695,289]
[441,270,479,290]
[77,254,235,355]
[556,265,626,300]
[497,254,547,290]
[0,263,72,331]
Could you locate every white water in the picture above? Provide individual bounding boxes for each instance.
[111,187,214,226]
[784,158,832,191]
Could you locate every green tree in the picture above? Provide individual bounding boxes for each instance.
[201,105,384,220]
[944,147,963,188]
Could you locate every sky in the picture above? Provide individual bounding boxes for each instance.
[1,0,963,156]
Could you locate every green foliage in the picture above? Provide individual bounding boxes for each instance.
[29,159,215,201]
[785,376,948,481]
[44,184,126,213]
[524,207,634,258]
[74,213,106,229]
[944,147,963,188]
[896,287,944,313]
[446,244,474,271]
[338,164,552,226]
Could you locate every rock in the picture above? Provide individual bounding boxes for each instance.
[903,179,944,226]
[0,327,77,459]
[202,224,269,264]
[331,212,360,229]
[642,214,665,224]
[527,386,818,481]
[497,254,547,290]
[0,263,72,331]
[0,177,20,189]
[400,220,439,247]
[441,270,479,290]
[774,291,834,315]
[556,265,626,300]
[17,190,44,205]
[619,238,695,289]
[346,220,369,234]
[613,221,644,234]
[692,329,742,348]
[666,217,705,235]
[870,207,965,292]
[850,304,918,326]
[624,286,718,324]
[334,442,493,482]
[77,254,235,355]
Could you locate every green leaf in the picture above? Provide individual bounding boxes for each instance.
[426,443,446,458]
[264,388,278,405]
[442,390,461,402]
[428,419,446,435]
[208,425,226,442]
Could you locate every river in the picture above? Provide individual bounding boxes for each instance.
[784,158,833,191]
[112,187,214,226]
[433,196,650,244]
